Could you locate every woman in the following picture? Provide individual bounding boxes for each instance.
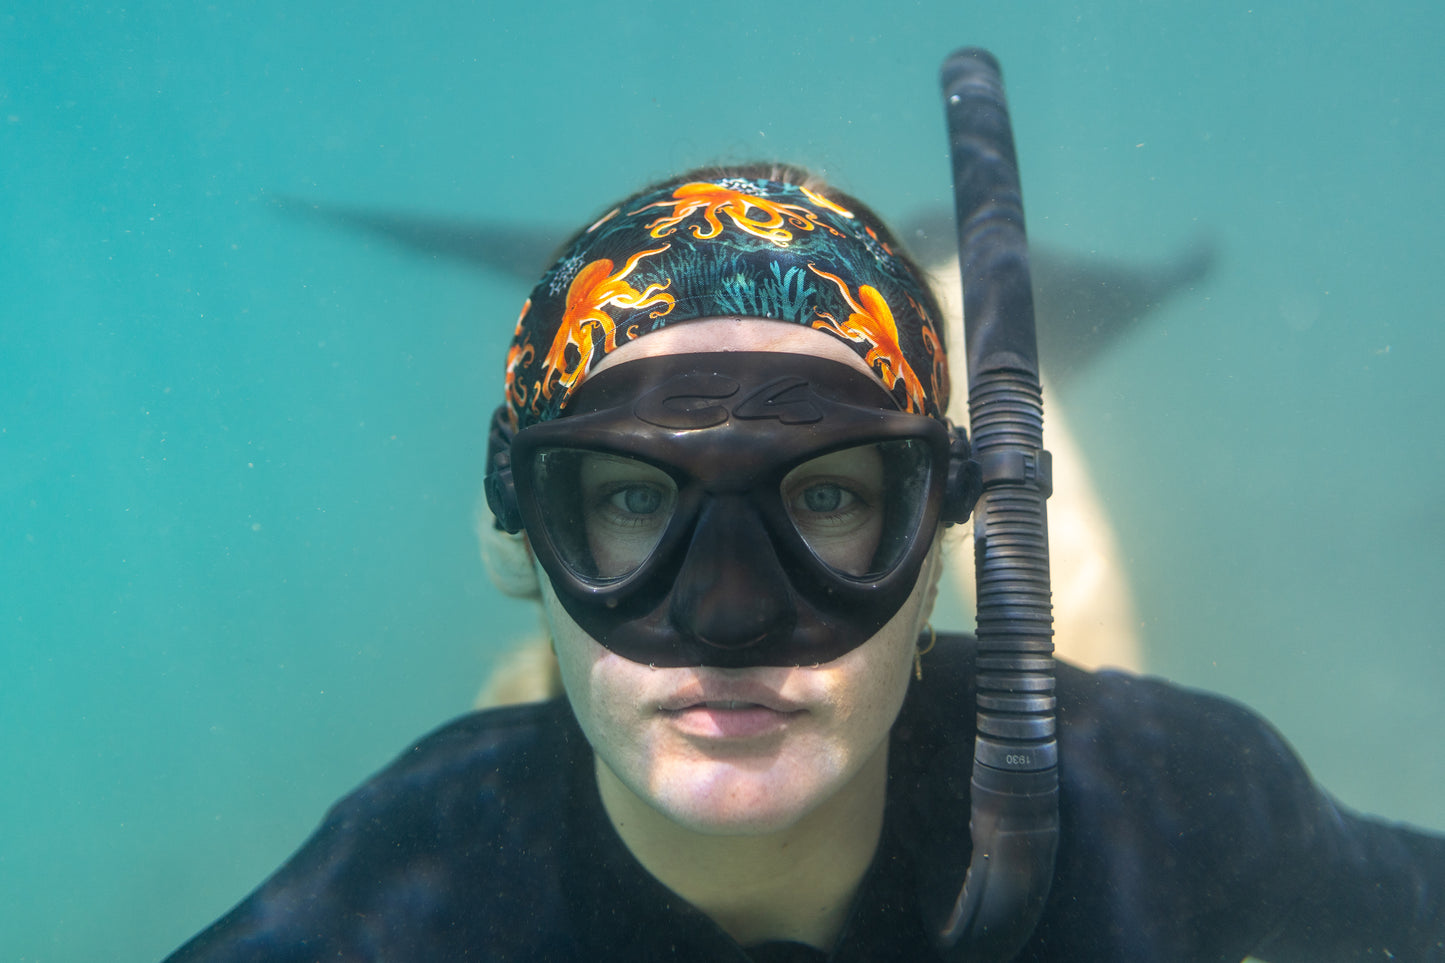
[167,166,1445,962]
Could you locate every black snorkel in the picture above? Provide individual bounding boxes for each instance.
[936,48,1060,960]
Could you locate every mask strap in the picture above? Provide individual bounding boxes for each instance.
[484,405,522,533]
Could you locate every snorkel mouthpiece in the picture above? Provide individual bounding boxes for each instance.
[489,351,979,668]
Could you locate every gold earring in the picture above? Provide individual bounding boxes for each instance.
[915,624,937,681]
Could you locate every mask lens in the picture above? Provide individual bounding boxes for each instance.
[782,439,933,579]
[532,448,678,582]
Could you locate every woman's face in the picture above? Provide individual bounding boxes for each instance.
[537,318,943,834]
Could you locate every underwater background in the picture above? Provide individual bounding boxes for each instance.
[2,2,1441,959]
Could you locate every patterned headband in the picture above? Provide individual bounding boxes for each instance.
[503,176,950,429]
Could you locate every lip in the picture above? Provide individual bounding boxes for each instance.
[657,682,806,739]
[661,704,803,739]
[657,682,804,714]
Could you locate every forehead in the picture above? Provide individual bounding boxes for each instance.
[570,350,896,422]
[589,317,877,382]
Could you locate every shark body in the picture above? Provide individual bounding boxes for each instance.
[273,195,1215,387]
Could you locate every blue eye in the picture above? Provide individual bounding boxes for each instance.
[802,484,848,514]
[615,485,665,515]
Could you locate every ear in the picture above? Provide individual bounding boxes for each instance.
[475,509,542,599]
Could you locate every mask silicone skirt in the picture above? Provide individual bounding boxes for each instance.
[487,352,979,668]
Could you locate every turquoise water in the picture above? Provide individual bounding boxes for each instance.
[2,3,1441,959]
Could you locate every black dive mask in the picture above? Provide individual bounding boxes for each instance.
[486,352,980,668]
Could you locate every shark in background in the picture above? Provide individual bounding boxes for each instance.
[271,194,1218,681]
[900,209,1215,387]
[272,195,1215,388]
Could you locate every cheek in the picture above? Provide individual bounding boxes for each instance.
[539,578,604,716]
[823,544,942,738]
[540,579,653,756]
[827,622,916,744]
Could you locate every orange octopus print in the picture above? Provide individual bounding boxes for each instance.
[807,264,930,415]
[504,299,536,426]
[918,317,950,414]
[536,245,676,409]
[631,182,850,248]
[799,186,855,220]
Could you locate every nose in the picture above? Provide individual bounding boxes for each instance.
[668,496,796,650]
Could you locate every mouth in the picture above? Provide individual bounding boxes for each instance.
[658,689,805,739]
[657,687,804,715]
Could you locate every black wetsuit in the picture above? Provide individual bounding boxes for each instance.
[166,634,1445,962]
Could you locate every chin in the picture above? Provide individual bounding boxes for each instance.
[648,759,840,836]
